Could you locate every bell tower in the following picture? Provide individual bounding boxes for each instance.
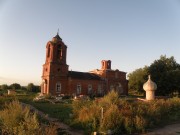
[101,60,111,70]
[41,32,69,95]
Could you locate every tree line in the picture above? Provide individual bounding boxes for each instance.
[0,83,40,92]
[128,55,180,96]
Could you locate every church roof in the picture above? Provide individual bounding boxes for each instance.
[54,34,62,41]
[68,71,101,80]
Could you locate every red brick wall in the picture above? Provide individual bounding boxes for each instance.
[91,69,128,95]
[68,78,103,95]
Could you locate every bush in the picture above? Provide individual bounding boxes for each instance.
[0,100,58,135]
[0,100,41,134]
[99,90,119,108]
[72,91,122,133]
[72,91,180,134]
[101,104,123,133]
[72,99,92,117]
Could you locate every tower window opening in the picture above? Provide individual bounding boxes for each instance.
[57,46,62,59]
[47,46,50,57]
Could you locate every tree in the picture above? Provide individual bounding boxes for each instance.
[9,83,21,90]
[148,55,180,96]
[128,66,148,94]
[27,83,35,92]
[21,86,27,91]
[166,70,180,95]
[128,55,180,96]
[0,84,8,90]
[27,83,40,92]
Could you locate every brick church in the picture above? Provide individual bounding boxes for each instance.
[41,33,128,96]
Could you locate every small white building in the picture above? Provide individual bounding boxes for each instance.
[143,75,157,100]
[8,89,16,95]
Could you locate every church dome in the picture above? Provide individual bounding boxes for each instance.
[143,75,157,91]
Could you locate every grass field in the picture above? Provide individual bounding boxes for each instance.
[1,89,180,134]
[28,101,72,123]
[0,90,72,124]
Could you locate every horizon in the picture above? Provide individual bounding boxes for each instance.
[0,0,180,86]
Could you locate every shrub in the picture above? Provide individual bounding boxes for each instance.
[134,115,147,133]
[101,104,123,133]
[0,100,41,134]
[72,91,121,133]
[99,90,119,108]
[72,99,92,117]
[78,103,100,131]
[72,93,180,134]
[0,100,58,135]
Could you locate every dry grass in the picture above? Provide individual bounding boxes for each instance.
[72,91,180,134]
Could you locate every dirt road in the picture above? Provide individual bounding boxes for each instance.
[144,123,180,135]
[20,102,84,135]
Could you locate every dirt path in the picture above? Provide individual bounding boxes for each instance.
[20,102,84,135]
[143,123,180,135]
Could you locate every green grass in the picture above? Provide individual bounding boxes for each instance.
[29,101,72,124]
[0,90,37,110]
[0,92,72,124]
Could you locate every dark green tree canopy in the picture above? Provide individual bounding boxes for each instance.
[0,84,8,90]
[9,83,21,90]
[27,83,40,92]
[148,55,180,96]
[128,55,180,96]
[128,66,148,94]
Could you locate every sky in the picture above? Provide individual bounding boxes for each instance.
[0,0,180,86]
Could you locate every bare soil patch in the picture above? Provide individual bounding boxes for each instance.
[144,123,180,135]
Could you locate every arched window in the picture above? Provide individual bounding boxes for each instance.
[56,82,61,93]
[57,46,62,59]
[88,84,92,94]
[98,84,102,94]
[47,46,50,57]
[77,84,81,94]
